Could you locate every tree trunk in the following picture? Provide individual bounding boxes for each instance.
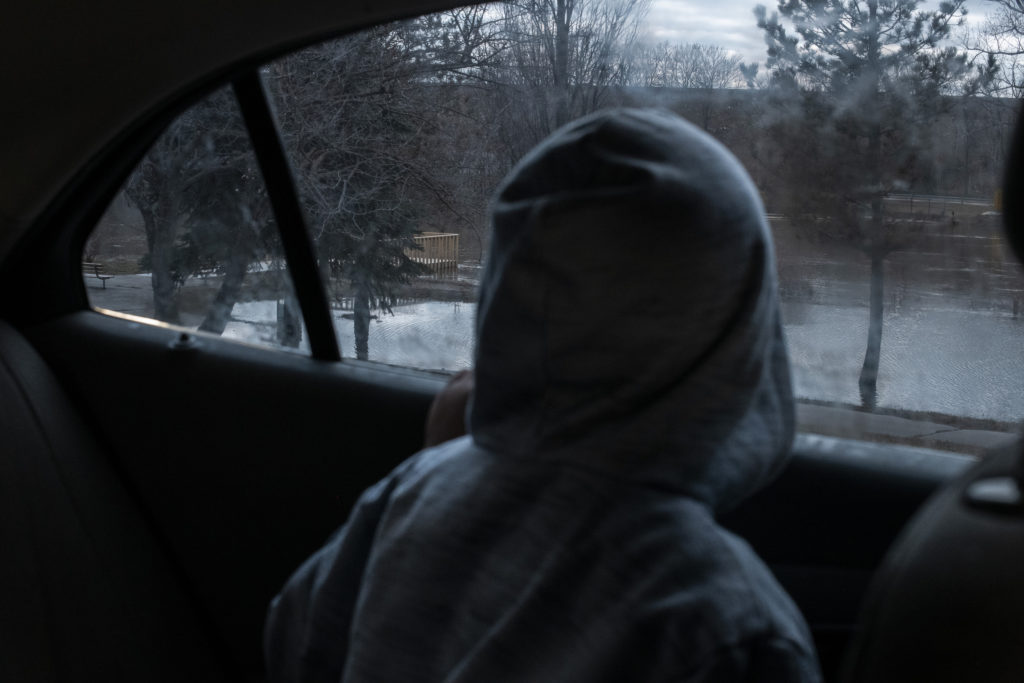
[859,254,884,409]
[142,209,181,325]
[197,252,248,335]
[276,294,302,348]
[354,280,371,361]
[860,8,884,411]
[553,0,571,128]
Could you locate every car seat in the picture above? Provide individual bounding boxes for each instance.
[0,320,231,681]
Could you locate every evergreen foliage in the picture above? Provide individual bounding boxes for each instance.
[755,0,996,408]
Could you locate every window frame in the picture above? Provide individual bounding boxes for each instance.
[50,66,346,360]
[11,1,1022,454]
[231,72,340,360]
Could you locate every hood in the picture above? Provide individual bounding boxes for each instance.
[469,108,793,512]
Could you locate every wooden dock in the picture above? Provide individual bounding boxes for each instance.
[408,232,459,277]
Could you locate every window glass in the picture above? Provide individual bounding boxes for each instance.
[86,86,308,353]
[262,1,1021,453]
[262,18,498,371]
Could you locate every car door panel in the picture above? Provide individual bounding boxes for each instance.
[26,311,435,680]
[26,310,973,680]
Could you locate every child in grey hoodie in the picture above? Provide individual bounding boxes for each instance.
[265,108,822,683]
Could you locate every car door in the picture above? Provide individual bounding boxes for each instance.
[1,1,1019,682]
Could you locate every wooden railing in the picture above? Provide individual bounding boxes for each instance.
[408,232,459,276]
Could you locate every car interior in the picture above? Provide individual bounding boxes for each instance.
[1,0,1022,681]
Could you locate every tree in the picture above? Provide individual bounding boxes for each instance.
[755,0,994,409]
[124,87,278,332]
[117,1,654,359]
[403,7,517,260]
[626,42,743,90]
[481,0,651,162]
[966,0,1024,97]
[622,42,745,130]
[266,23,481,359]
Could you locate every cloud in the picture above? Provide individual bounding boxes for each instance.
[642,0,992,65]
[644,0,767,62]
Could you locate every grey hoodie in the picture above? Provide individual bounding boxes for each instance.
[265,109,821,683]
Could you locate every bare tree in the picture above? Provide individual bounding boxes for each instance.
[626,42,743,89]
[965,0,1024,96]
[623,42,744,130]
[483,0,651,160]
[263,12,520,358]
[266,26,450,359]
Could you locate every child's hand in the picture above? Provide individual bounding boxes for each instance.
[423,369,474,447]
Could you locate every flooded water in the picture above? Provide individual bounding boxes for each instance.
[228,297,1024,423]
[782,302,1024,422]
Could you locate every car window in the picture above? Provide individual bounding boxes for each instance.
[85,85,309,353]
[262,29,489,371]
[90,0,1024,454]
[256,1,1021,454]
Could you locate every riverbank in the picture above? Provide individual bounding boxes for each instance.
[796,401,1017,456]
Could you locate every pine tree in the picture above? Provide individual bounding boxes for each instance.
[125,87,276,330]
[756,0,994,408]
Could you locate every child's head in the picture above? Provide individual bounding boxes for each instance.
[471,109,793,510]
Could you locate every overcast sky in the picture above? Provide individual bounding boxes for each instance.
[644,0,992,64]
